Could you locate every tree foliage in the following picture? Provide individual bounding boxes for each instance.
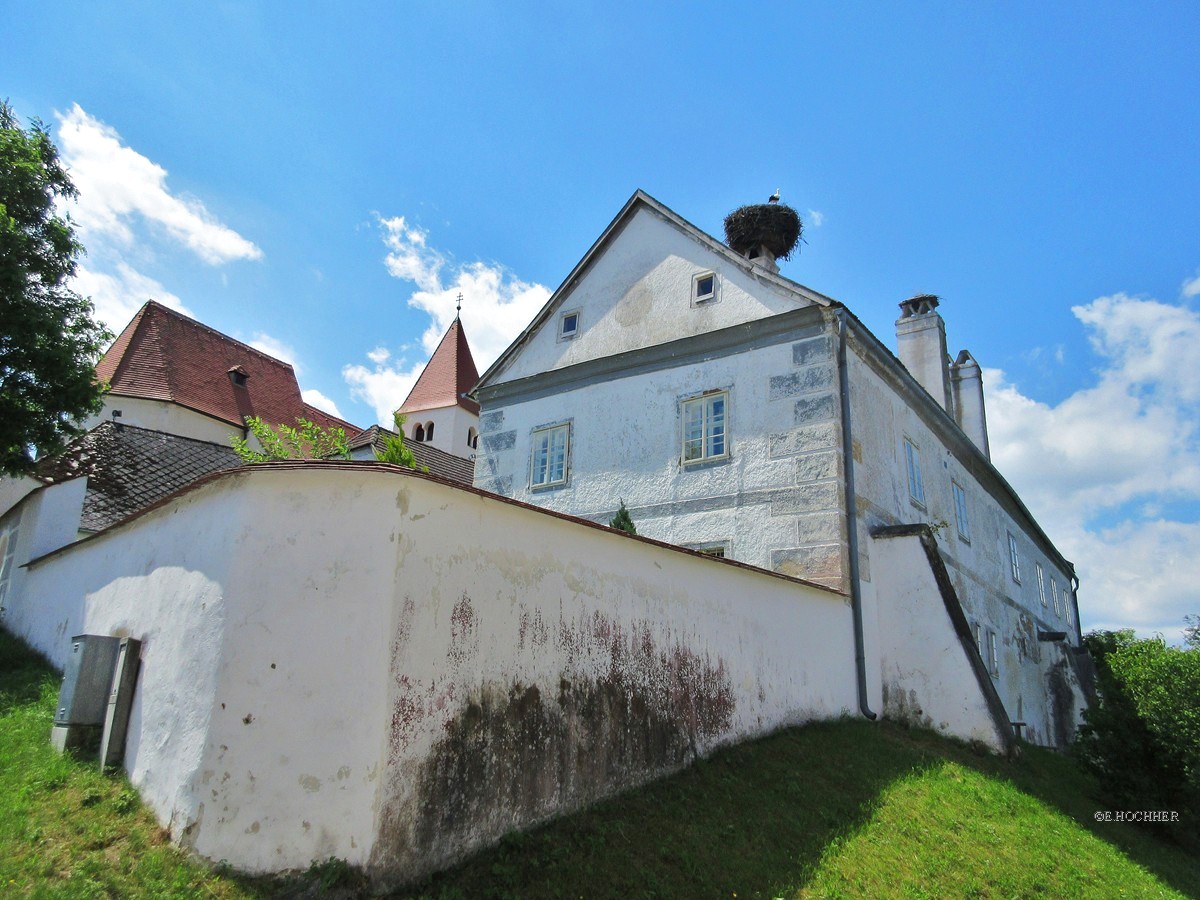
[1075,625,1200,845]
[610,499,637,535]
[375,413,426,471]
[231,417,350,464]
[1,101,111,475]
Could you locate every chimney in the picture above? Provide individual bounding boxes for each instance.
[723,202,802,274]
[951,349,991,460]
[896,295,952,411]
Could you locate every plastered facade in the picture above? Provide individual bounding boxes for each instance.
[5,464,857,883]
[473,192,1086,749]
[84,396,242,446]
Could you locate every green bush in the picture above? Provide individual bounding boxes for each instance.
[1075,626,1200,845]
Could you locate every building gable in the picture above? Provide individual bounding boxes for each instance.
[479,191,832,388]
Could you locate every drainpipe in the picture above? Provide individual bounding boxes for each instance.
[835,309,877,720]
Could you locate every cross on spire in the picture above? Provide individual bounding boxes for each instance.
[456,292,462,317]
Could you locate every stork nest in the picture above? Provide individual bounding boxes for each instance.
[723,203,802,260]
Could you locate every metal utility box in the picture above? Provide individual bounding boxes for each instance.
[99,637,142,769]
[54,635,120,726]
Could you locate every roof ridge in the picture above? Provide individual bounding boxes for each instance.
[140,300,299,371]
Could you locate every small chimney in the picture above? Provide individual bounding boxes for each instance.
[951,349,991,459]
[896,295,952,411]
[723,202,802,274]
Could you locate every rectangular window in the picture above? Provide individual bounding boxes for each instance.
[1036,563,1047,606]
[692,271,717,304]
[1051,580,1061,616]
[987,630,999,677]
[682,391,728,464]
[972,622,982,657]
[559,310,580,341]
[687,541,730,559]
[530,423,570,489]
[952,481,970,541]
[1065,590,1074,625]
[1008,532,1021,583]
[904,439,925,506]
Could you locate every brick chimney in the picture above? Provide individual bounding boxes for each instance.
[896,295,952,412]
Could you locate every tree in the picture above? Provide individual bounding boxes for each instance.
[375,413,426,471]
[1,101,111,476]
[231,417,350,464]
[1074,624,1200,846]
[610,499,637,535]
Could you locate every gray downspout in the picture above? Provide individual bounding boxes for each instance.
[835,310,877,720]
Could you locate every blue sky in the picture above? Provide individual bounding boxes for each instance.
[5,2,1198,639]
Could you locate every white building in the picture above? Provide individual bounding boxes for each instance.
[473,190,1086,747]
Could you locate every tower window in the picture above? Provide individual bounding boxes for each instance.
[467,426,478,450]
[425,421,435,441]
[414,424,425,442]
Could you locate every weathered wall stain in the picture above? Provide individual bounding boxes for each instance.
[1048,658,1077,748]
[371,609,736,882]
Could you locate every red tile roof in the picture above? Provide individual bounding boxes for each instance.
[96,301,363,435]
[398,317,480,415]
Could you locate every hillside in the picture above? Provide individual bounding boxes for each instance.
[1,628,1195,898]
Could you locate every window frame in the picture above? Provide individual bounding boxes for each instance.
[1036,562,1047,607]
[691,271,718,305]
[529,422,571,490]
[904,438,925,507]
[680,390,730,466]
[987,629,999,677]
[558,309,581,342]
[1008,531,1021,584]
[686,540,730,559]
[1051,579,1061,616]
[951,480,970,542]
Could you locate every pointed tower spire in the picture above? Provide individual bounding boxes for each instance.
[398,316,481,417]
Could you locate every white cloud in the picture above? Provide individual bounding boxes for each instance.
[1182,273,1200,298]
[806,209,825,228]
[343,357,425,426]
[301,389,344,419]
[985,293,1200,641]
[73,262,191,333]
[249,333,300,371]
[344,217,551,424]
[56,105,261,264]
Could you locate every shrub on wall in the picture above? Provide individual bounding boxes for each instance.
[610,500,637,536]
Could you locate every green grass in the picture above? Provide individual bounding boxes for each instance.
[3,627,1196,898]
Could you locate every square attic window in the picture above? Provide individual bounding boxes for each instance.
[559,310,580,341]
[692,271,717,304]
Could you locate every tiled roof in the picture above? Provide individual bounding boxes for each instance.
[347,425,474,484]
[398,317,481,415]
[36,422,242,533]
[96,301,363,434]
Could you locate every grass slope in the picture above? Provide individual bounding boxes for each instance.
[2,627,1195,898]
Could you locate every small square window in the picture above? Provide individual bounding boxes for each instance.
[904,439,925,506]
[559,310,580,341]
[682,391,729,464]
[952,481,970,542]
[530,423,570,489]
[692,271,717,304]
[1008,532,1021,584]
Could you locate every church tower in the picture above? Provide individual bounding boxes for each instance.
[397,300,481,458]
